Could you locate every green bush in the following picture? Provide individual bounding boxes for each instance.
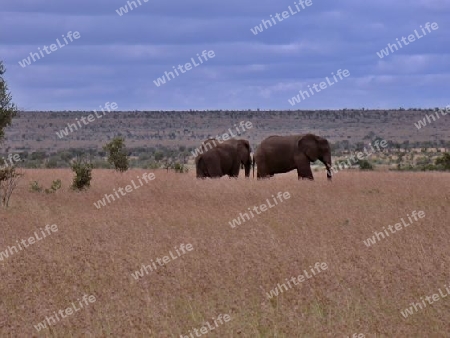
[435,153,450,170]
[358,159,374,170]
[147,161,161,170]
[45,179,62,194]
[71,158,93,190]
[421,164,437,171]
[30,181,43,192]
[173,162,189,173]
[103,137,129,172]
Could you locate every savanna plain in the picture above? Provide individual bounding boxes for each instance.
[1,169,449,337]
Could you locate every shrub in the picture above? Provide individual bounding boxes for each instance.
[173,162,189,173]
[30,179,62,194]
[421,164,437,171]
[358,159,374,170]
[71,158,93,190]
[103,137,129,172]
[147,161,161,170]
[45,179,62,194]
[435,152,450,170]
[30,181,43,192]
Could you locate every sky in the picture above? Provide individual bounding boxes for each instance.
[1,0,449,111]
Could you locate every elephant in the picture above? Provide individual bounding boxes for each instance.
[254,134,332,180]
[196,138,252,178]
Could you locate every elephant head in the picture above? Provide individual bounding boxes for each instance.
[298,134,332,180]
[235,139,252,177]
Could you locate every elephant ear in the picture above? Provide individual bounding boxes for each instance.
[240,140,251,152]
[237,140,251,163]
[297,134,318,161]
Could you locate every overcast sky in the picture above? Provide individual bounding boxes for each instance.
[1,0,449,111]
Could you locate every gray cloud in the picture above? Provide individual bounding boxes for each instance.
[1,0,449,110]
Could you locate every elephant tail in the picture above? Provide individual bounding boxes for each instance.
[252,155,255,178]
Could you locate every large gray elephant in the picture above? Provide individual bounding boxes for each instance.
[196,138,252,178]
[254,134,332,180]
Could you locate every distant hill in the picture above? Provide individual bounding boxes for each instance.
[3,109,449,153]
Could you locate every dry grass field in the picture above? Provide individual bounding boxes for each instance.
[1,169,449,337]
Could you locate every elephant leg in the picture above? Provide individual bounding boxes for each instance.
[206,157,223,178]
[296,155,314,180]
[256,171,262,179]
[256,167,265,179]
[218,153,237,178]
[196,158,208,178]
[229,160,240,178]
[197,154,222,178]
[256,160,269,179]
[197,167,209,178]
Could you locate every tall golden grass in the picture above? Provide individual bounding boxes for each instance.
[1,169,449,337]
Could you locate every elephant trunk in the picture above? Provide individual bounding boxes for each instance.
[326,164,332,181]
[322,153,332,181]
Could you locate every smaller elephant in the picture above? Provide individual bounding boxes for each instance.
[196,139,252,178]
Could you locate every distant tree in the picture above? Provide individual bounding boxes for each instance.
[0,62,21,208]
[154,151,164,161]
[0,61,18,143]
[103,136,129,172]
[436,153,450,170]
[0,167,23,208]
